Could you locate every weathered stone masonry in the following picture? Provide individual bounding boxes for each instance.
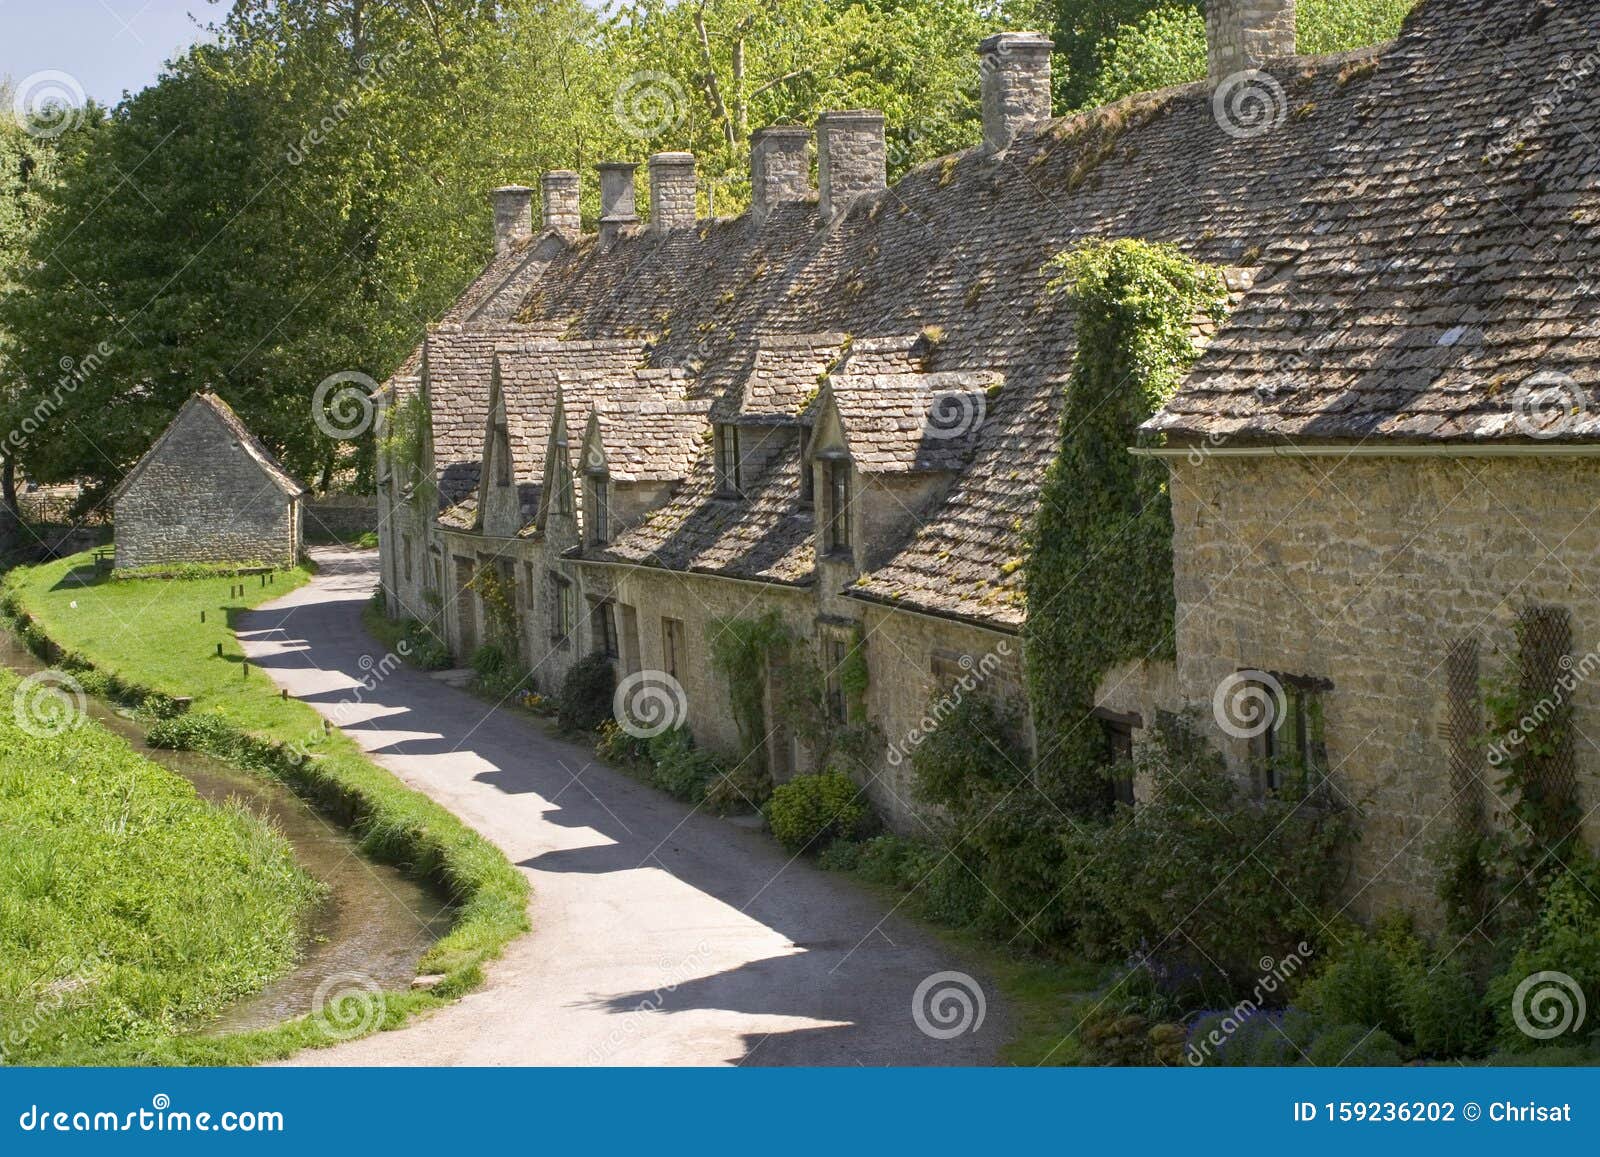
[114,392,305,570]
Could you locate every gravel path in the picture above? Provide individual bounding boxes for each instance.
[235,548,1003,1066]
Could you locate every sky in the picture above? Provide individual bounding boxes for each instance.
[0,0,216,107]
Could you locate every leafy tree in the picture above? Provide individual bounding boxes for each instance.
[1071,0,1416,109]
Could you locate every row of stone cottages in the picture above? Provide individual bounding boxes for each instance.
[375,0,1600,917]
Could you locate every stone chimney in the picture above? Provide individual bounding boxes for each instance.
[1206,0,1297,85]
[978,32,1054,154]
[817,110,886,225]
[490,185,533,254]
[750,126,811,226]
[597,162,639,245]
[541,170,580,234]
[648,152,696,234]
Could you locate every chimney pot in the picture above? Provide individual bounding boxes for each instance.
[978,32,1054,154]
[490,185,533,254]
[541,171,580,234]
[750,126,811,226]
[816,110,886,226]
[1206,0,1297,86]
[647,152,696,233]
[597,162,639,245]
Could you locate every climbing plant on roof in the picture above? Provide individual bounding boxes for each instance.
[1023,237,1227,816]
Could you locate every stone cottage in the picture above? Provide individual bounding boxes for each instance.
[113,391,306,570]
[378,0,1600,916]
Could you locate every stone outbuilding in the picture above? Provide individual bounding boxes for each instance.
[112,392,306,570]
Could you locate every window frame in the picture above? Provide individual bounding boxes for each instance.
[551,573,574,647]
[822,457,852,556]
[715,423,742,496]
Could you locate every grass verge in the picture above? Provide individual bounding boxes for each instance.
[0,667,321,1064]
[2,552,529,1065]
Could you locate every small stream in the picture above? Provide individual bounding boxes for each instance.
[0,632,451,1035]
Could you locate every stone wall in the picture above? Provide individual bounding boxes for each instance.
[1167,452,1600,919]
[305,494,378,541]
[114,404,299,570]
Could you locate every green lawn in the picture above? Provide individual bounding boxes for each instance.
[0,666,320,1064]
[2,553,530,1064]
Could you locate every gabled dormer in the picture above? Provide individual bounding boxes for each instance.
[580,397,711,551]
[475,355,539,538]
[711,332,850,503]
[810,342,1000,571]
[536,382,580,544]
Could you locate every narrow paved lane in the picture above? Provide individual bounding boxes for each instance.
[236,548,1002,1065]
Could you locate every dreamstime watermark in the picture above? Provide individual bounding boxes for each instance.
[1511,370,1591,440]
[1212,70,1287,141]
[12,71,86,139]
[310,971,385,1041]
[920,386,987,441]
[1486,50,1600,165]
[286,44,415,165]
[1511,970,1587,1041]
[1488,649,1600,767]
[912,971,986,1040]
[4,341,117,452]
[612,669,689,739]
[1184,944,1313,1065]
[13,669,87,739]
[586,941,713,1062]
[885,641,1012,767]
[1212,669,1285,741]
[612,71,687,140]
[312,371,379,440]
[0,946,109,1064]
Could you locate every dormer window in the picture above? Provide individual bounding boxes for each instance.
[589,472,610,545]
[798,428,813,504]
[493,420,511,486]
[715,424,742,495]
[822,457,852,555]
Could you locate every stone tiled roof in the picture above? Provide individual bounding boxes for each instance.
[828,370,1001,474]
[719,332,850,425]
[1149,0,1600,444]
[114,391,306,502]
[397,0,1559,630]
[586,433,816,586]
[590,397,712,483]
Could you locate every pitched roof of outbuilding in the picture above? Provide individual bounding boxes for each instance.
[112,392,306,503]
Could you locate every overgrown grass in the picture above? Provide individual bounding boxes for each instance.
[0,667,321,1064]
[2,552,529,1064]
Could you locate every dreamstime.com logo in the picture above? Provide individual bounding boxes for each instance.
[613,669,689,739]
[920,387,987,441]
[1212,669,1285,741]
[1512,971,1587,1041]
[12,71,86,139]
[312,371,379,440]
[13,670,87,739]
[1511,370,1590,440]
[613,71,687,140]
[311,971,385,1040]
[17,1094,284,1134]
[1212,70,1287,140]
[912,971,986,1040]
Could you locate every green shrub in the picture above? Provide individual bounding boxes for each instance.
[557,653,615,733]
[1485,858,1600,1052]
[1306,1023,1403,1067]
[402,621,451,671]
[764,771,874,853]
[1079,723,1354,982]
[644,726,722,803]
